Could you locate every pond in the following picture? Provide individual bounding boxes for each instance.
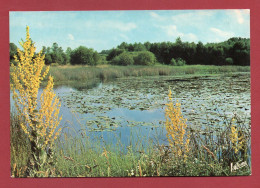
[10,73,251,147]
[54,73,250,146]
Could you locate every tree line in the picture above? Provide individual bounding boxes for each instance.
[10,37,250,66]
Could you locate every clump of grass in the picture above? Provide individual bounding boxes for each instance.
[10,113,30,177]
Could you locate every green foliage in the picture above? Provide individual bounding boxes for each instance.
[10,43,18,65]
[170,58,177,66]
[70,46,100,65]
[45,53,53,65]
[51,43,66,65]
[41,43,68,65]
[117,42,147,52]
[99,54,108,64]
[107,48,125,61]
[170,58,186,66]
[113,37,249,66]
[111,52,134,66]
[225,57,234,65]
[10,37,250,66]
[133,51,156,66]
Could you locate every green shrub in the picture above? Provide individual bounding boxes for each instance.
[225,57,234,65]
[170,58,186,66]
[70,46,100,66]
[170,58,177,66]
[107,48,125,61]
[111,52,134,66]
[134,51,156,66]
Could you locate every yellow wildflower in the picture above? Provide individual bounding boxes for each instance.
[10,26,62,149]
[165,89,190,160]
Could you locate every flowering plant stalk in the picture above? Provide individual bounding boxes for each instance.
[165,89,190,161]
[229,118,247,161]
[10,26,62,176]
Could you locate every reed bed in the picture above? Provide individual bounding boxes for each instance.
[46,65,250,85]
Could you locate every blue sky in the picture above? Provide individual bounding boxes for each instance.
[9,10,250,52]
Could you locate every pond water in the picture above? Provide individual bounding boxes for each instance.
[11,73,251,147]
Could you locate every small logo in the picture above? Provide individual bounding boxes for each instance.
[231,161,248,172]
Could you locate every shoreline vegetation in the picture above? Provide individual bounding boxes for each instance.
[10,27,251,177]
[10,64,250,87]
[11,103,251,177]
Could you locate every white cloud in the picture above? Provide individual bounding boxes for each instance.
[171,11,214,26]
[210,27,234,38]
[150,12,159,18]
[234,10,244,24]
[68,34,74,40]
[112,22,137,31]
[85,20,137,32]
[119,34,129,41]
[162,25,182,37]
[160,25,198,42]
[149,12,164,21]
[233,9,250,24]
[185,33,198,41]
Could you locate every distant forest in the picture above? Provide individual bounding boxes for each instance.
[10,37,250,66]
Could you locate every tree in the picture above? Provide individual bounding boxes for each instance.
[111,52,134,66]
[118,42,128,50]
[42,46,47,54]
[70,46,100,65]
[144,42,152,51]
[93,51,101,64]
[232,41,250,66]
[133,42,146,51]
[50,43,65,65]
[195,41,206,64]
[65,47,72,64]
[106,48,125,61]
[134,51,156,65]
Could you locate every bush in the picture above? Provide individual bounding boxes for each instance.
[170,58,186,66]
[170,58,177,66]
[70,46,100,66]
[111,52,134,66]
[107,48,125,61]
[225,57,234,65]
[134,51,156,66]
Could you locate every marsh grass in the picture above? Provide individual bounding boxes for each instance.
[44,65,250,85]
[10,113,30,177]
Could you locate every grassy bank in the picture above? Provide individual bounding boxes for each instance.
[47,65,250,85]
